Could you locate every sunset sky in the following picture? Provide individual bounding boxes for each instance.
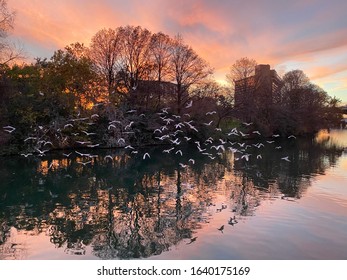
[7,0,347,103]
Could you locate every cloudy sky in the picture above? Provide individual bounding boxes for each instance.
[7,0,347,103]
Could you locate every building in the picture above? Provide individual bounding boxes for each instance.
[234,64,283,111]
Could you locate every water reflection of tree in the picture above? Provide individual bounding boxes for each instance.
[232,137,343,199]
[0,137,343,259]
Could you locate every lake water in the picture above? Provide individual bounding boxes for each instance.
[1,129,347,260]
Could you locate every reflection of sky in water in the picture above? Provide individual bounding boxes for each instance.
[1,130,347,260]
[152,164,347,260]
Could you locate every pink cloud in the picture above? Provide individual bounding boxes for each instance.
[6,0,347,102]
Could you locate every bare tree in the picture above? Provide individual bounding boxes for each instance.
[89,28,121,96]
[228,58,258,122]
[149,32,172,83]
[117,25,152,90]
[0,0,22,67]
[226,57,257,87]
[147,32,173,107]
[281,69,309,92]
[169,34,212,113]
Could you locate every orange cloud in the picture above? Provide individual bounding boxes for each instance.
[7,0,347,102]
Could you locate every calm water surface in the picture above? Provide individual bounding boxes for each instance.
[1,129,347,260]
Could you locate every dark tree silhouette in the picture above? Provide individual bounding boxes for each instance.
[0,0,22,66]
[89,28,121,97]
[169,34,212,114]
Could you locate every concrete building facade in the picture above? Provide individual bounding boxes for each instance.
[234,64,283,111]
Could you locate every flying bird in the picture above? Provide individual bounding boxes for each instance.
[76,141,91,145]
[125,121,134,130]
[163,147,175,153]
[21,153,32,158]
[217,225,224,232]
[64,123,73,129]
[104,155,113,161]
[87,143,100,148]
[187,237,197,244]
[175,150,183,156]
[3,125,16,133]
[203,121,213,126]
[242,122,253,126]
[75,151,91,157]
[185,100,193,108]
[78,160,92,166]
[206,111,216,115]
[24,137,36,142]
[82,130,96,136]
[143,153,150,160]
[281,156,291,162]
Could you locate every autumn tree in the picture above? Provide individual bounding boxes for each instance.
[44,43,98,110]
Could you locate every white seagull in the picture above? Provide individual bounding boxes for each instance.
[206,111,216,115]
[163,147,175,153]
[203,121,213,126]
[175,150,183,156]
[185,100,193,108]
[78,160,92,166]
[143,153,150,160]
[281,156,291,162]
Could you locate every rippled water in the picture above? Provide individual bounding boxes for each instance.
[0,129,346,260]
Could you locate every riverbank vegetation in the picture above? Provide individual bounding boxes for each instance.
[0,1,342,155]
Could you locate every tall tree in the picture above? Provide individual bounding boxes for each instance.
[117,25,152,90]
[169,34,212,113]
[46,43,97,110]
[0,0,21,67]
[147,32,173,108]
[226,57,257,87]
[281,69,309,92]
[149,32,172,83]
[280,69,310,110]
[275,69,341,135]
[0,0,23,67]
[89,28,120,96]
[228,57,258,122]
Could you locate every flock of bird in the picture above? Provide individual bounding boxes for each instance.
[3,101,300,243]
[3,101,297,169]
